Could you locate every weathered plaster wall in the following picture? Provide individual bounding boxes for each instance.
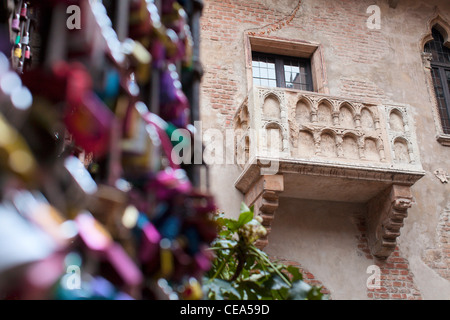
[266,198,372,300]
[200,0,450,299]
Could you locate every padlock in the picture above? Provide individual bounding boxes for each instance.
[13,42,22,59]
[149,37,166,69]
[18,252,66,300]
[0,203,57,278]
[0,113,37,182]
[22,31,29,46]
[86,184,129,241]
[180,278,203,300]
[75,212,143,298]
[158,215,182,241]
[138,220,161,264]
[193,250,212,276]
[20,2,28,21]
[163,29,180,62]
[183,226,200,255]
[75,212,113,253]
[14,33,21,46]
[11,191,71,248]
[158,238,174,278]
[0,67,33,129]
[65,91,114,158]
[94,67,121,110]
[170,239,192,283]
[186,193,218,244]
[121,103,164,175]
[24,44,31,60]
[146,168,192,201]
[128,0,153,40]
[163,5,192,64]
[11,14,21,33]
[121,38,152,85]
[99,242,143,298]
[86,276,117,300]
[159,64,191,128]
[88,276,135,300]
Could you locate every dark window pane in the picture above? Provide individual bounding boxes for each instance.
[431,67,450,134]
[426,29,450,134]
[425,28,450,64]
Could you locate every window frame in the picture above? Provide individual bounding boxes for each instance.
[251,52,314,92]
[244,35,329,95]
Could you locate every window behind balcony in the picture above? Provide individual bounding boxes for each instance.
[252,52,313,92]
[425,28,450,134]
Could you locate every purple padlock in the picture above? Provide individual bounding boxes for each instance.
[150,39,166,69]
[11,14,20,32]
[159,66,190,128]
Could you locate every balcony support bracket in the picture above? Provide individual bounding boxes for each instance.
[367,184,413,259]
[244,174,284,250]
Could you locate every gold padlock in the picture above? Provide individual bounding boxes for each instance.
[0,114,37,182]
[122,39,152,84]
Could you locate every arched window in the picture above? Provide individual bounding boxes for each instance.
[425,28,450,134]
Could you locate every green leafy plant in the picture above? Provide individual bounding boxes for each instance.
[203,203,327,300]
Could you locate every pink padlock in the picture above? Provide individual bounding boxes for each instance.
[139,222,161,263]
[101,243,143,294]
[24,46,31,60]
[20,3,28,20]
[75,212,113,253]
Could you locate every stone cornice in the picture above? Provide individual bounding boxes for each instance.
[235,157,425,194]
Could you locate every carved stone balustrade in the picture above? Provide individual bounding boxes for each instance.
[233,87,425,259]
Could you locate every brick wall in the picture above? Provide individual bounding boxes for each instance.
[201,64,238,126]
[201,0,302,125]
[200,0,390,123]
[339,77,386,103]
[304,1,388,65]
[271,256,332,298]
[354,213,423,300]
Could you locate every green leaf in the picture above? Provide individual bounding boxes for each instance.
[203,279,241,300]
[237,210,253,228]
[224,219,240,233]
[286,265,303,282]
[307,286,325,300]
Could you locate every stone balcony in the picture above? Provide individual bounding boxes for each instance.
[233,86,425,259]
